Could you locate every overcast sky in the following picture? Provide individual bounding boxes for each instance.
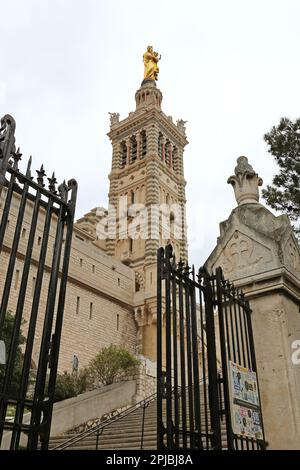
[1,0,300,267]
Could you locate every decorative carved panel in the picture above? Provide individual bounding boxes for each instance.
[215,230,273,277]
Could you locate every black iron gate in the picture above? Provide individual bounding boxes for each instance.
[157,245,266,450]
[0,114,77,449]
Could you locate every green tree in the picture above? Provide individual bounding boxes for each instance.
[89,345,140,386]
[0,311,26,397]
[262,117,300,233]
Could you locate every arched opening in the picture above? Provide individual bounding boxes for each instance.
[120,141,127,168]
[158,132,163,159]
[172,146,178,171]
[165,140,170,166]
[141,130,147,159]
[130,135,137,164]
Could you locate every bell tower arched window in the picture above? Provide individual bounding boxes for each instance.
[130,135,137,164]
[141,130,147,159]
[172,146,178,172]
[158,132,163,159]
[165,140,170,166]
[120,141,127,168]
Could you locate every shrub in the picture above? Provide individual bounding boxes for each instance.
[89,345,140,386]
[54,371,77,402]
[53,367,92,402]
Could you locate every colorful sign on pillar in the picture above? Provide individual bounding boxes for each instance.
[228,361,263,440]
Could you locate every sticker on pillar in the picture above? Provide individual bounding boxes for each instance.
[228,361,263,440]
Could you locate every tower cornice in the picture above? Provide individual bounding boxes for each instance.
[107,108,188,147]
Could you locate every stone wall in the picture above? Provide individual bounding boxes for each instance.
[0,192,137,374]
[50,380,136,437]
[134,355,156,402]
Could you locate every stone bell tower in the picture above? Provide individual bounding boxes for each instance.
[106,47,188,360]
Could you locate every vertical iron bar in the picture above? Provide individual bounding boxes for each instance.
[140,403,146,450]
[0,179,29,331]
[236,297,247,367]
[178,274,187,448]
[156,247,164,450]
[203,269,221,450]
[220,286,235,359]
[232,290,242,365]
[27,202,65,449]
[217,372,223,421]
[171,266,179,448]
[199,286,209,449]
[227,289,236,362]
[0,178,30,445]
[165,245,173,449]
[41,180,77,449]
[190,280,202,449]
[95,428,102,451]
[8,190,42,449]
[215,267,233,450]
[13,198,54,448]
[245,301,257,368]
[243,308,252,370]
[184,279,194,448]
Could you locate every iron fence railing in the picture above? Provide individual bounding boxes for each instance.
[157,244,267,451]
[0,114,77,450]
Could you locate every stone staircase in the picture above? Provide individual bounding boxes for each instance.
[50,399,157,450]
[50,390,228,450]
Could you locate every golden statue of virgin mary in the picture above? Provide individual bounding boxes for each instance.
[143,46,161,81]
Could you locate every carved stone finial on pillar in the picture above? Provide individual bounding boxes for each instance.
[227,156,263,206]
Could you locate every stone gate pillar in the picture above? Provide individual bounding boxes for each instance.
[205,156,300,449]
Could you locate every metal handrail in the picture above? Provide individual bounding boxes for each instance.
[51,390,158,450]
